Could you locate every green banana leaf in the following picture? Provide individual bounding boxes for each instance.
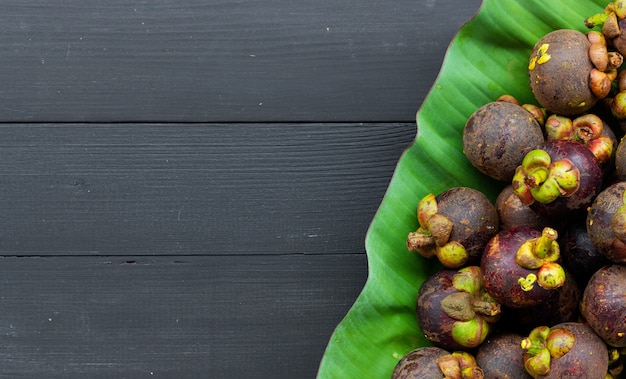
[317,0,607,377]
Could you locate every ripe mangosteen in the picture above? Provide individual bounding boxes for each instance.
[480,226,567,309]
[581,264,626,348]
[561,215,611,285]
[407,187,499,268]
[496,184,552,231]
[476,332,532,379]
[391,346,449,379]
[512,139,603,219]
[521,322,609,378]
[416,266,501,351]
[586,180,626,263]
[529,29,603,116]
[392,348,483,379]
[463,98,545,182]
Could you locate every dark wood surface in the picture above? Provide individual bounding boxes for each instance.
[0,1,483,377]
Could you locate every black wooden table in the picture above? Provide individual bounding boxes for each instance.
[0,1,482,377]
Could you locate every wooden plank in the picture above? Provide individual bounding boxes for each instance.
[0,254,367,377]
[0,0,482,122]
[0,122,414,255]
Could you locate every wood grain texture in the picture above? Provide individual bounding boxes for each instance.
[0,122,414,255]
[0,254,367,378]
[0,0,486,377]
[0,0,482,122]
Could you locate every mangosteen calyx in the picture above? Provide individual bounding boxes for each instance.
[440,267,501,348]
[436,351,484,379]
[514,227,565,290]
[545,113,614,165]
[521,326,575,377]
[512,149,580,206]
[407,193,468,268]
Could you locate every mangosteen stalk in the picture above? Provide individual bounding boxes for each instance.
[512,149,580,206]
[515,227,566,290]
[521,326,575,377]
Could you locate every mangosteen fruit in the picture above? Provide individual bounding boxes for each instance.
[392,348,483,379]
[561,215,611,285]
[581,264,626,348]
[512,139,603,219]
[480,226,567,309]
[586,180,626,263]
[416,266,501,351]
[521,322,609,378]
[495,184,552,231]
[476,332,531,379]
[462,98,545,182]
[529,29,602,116]
[391,346,449,379]
[407,187,499,268]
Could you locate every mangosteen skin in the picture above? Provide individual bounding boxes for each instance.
[476,332,532,379]
[561,215,611,285]
[529,140,603,219]
[463,100,544,182]
[614,136,626,181]
[481,226,562,308]
[499,269,580,334]
[391,346,449,379]
[531,322,608,379]
[586,181,626,263]
[496,184,552,231]
[581,264,626,347]
[529,29,597,116]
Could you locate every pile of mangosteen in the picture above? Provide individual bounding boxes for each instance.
[396,1,626,378]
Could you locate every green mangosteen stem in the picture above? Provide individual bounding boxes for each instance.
[533,227,559,259]
[516,228,565,290]
[585,12,609,28]
[516,227,560,267]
